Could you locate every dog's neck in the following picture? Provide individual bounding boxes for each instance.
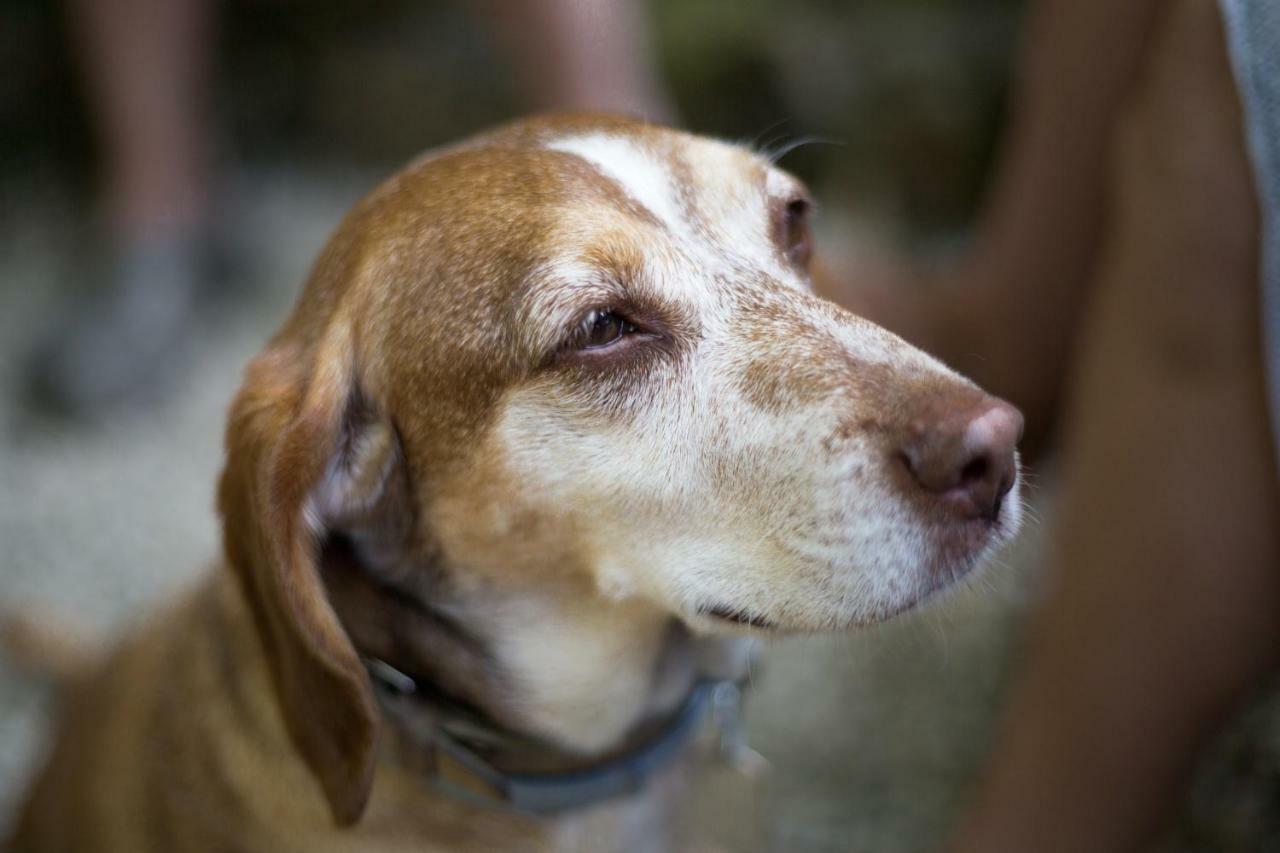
[464,589,700,752]
[323,541,750,759]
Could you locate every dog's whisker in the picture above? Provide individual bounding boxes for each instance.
[763,135,848,164]
[744,117,794,151]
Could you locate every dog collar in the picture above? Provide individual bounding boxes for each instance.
[364,657,747,816]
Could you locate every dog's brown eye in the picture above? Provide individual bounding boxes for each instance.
[780,197,813,269]
[574,310,637,351]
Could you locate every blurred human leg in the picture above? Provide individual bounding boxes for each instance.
[26,0,217,416]
[478,0,674,122]
[816,0,1166,455]
[949,1,1280,849]
[67,0,214,238]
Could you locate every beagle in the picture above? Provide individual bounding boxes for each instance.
[9,114,1021,852]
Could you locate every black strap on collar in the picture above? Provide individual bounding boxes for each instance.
[364,657,739,816]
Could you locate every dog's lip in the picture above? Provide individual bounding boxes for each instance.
[697,603,778,630]
[925,513,1011,579]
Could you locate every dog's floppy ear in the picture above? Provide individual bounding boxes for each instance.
[218,319,399,826]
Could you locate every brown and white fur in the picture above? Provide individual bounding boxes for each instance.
[9,114,1022,852]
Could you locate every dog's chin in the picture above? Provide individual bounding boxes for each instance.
[685,493,1022,637]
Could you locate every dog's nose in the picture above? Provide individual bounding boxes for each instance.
[898,394,1022,521]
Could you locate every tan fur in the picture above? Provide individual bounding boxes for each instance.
[1,612,93,682]
[9,114,1020,852]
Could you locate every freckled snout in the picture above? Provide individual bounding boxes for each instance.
[897,394,1022,522]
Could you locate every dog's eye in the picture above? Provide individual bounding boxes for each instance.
[779,196,813,269]
[571,310,638,351]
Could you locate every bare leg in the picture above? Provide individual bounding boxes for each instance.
[477,0,674,122]
[67,0,214,238]
[950,1,1280,849]
[816,0,1165,453]
[25,0,217,415]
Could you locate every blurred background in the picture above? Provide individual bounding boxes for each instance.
[1,0,1278,850]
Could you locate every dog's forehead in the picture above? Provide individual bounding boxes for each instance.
[365,120,802,289]
[541,130,799,266]
[547,133,689,228]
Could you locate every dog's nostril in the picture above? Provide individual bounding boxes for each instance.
[960,455,988,484]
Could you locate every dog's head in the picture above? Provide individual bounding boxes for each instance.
[218,114,1021,824]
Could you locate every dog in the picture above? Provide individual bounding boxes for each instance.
[8,114,1021,852]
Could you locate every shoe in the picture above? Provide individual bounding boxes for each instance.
[23,231,213,419]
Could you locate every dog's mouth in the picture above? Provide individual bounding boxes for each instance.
[929,495,1021,574]
[697,603,778,630]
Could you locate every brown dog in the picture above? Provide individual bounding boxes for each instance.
[9,114,1021,852]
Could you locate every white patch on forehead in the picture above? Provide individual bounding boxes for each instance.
[547,133,683,229]
[678,140,796,284]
